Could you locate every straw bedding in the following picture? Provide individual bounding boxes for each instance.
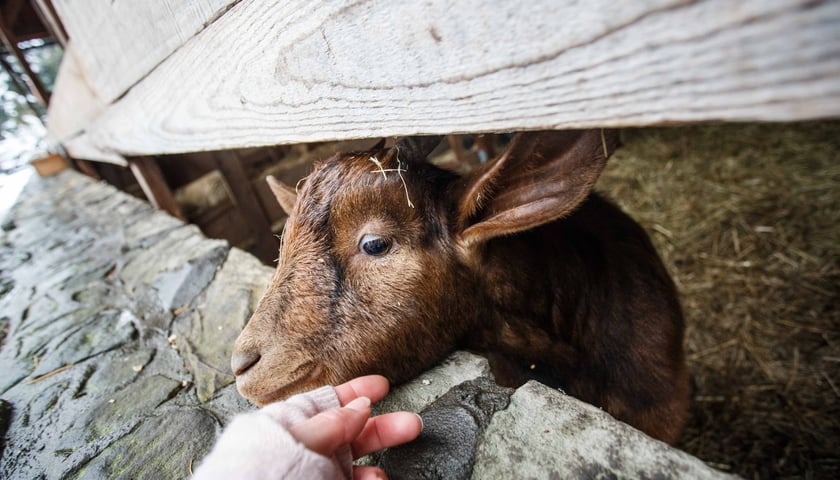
[596,122,839,479]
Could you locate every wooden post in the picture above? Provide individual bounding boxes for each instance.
[31,0,69,48]
[0,13,51,105]
[73,159,101,180]
[65,0,840,156]
[214,151,278,264]
[474,134,496,163]
[128,156,185,221]
[448,135,469,165]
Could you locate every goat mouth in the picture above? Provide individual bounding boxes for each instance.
[249,362,325,406]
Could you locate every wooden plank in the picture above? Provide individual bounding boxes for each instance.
[46,44,105,144]
[50,0,234,103]
[63,133,127,166]
[129,157,185,220]
[214,151,278,264]
[77,0,840,156]
[32,0,69,48]
[193,203,253,250]
[73,159,101,180]
[1,0,27,27]
[31,153,69,177]
[2,0,51,41]
[157,152,218,190]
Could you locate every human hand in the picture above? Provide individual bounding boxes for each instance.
[287,375,422,480]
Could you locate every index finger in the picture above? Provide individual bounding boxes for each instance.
[352,411,423,458]
[335,375,390,406]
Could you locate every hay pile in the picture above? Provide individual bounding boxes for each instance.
[595,123,840,479]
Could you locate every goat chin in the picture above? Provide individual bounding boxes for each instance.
[238,360,329,406]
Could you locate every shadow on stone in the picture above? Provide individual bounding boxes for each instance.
[379,376,513,480]
[0,399,11,461]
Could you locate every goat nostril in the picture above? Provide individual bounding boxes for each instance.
[231,351,261,376]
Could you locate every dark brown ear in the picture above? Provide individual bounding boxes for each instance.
[395,135,443,163]
[456,129,619,246]
[370,138,387,150]
[266,175,297,215]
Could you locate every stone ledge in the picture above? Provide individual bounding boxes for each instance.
[0,171,732,478]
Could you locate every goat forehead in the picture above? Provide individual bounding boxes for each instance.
[299,154,423,223]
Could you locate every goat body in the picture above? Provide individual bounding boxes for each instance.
[231,130,690,443]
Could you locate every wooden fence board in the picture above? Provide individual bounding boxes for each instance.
[51,0,235,104]
[63,133,127,166]
[128,156,185,220]
[59,0,840,158]
[46,44,104,144]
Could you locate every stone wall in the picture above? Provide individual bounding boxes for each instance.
[0,171,733,478]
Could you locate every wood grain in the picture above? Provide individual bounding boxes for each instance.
[214,151,279,264]
[46,44,104,144]
[63,132,127,166]
[66,0,840,157]
[51,0,234,104]
[32,0,69,47]
[129,157,185,220]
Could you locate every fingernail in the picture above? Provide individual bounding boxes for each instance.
[415,413,424,432]
[346,396,371,412]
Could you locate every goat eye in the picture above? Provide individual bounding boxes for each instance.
[359,234,390,256]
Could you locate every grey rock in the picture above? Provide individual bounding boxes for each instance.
[0,172,252,478]
[80,348,156,396]
[0,171,732,479]
[72,407,218,480]
[171,248,273,402]
[202,383,257,421]
[373,350,493,416]
[380,376,513,480]
[30,308,137,377]
[119,224,228,330]
[472,381,736,479]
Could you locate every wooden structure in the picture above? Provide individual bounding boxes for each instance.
[38,0,840,261]
[0,0,65,106]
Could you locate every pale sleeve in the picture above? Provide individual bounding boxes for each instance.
[192,385,354,480]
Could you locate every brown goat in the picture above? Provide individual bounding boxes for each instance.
[231,130,691,444]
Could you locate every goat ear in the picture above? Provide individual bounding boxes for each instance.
[455,129,618,246]
[266,175,297,215]
[395,135,443,163]
[370,138,387,150]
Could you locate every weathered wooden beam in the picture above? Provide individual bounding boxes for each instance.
[46,44,105,145]
[63,133,127,166]
[214,151,278,264]
[50,0,235,103]
[129,157,185,221]
[447,135,469,165]
[1,0,27,27]
[73,159,101,180]
[32,0,69,48]
[75,0,840,156]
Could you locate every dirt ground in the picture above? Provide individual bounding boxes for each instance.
[595,123,839,479]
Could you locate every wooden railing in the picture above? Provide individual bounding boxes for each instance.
[46,0,840,164]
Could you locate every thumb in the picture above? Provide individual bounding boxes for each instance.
[288,396,371,457]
